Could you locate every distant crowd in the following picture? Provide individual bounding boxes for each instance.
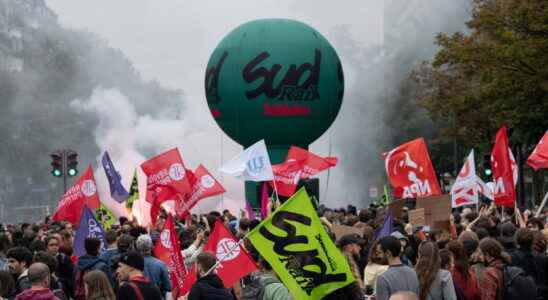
[0,201,546,300]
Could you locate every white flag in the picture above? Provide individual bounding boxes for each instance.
[451,150,481,207]
[219,140,274,181]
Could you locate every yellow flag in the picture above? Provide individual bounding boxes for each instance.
[126,169,139,215]
[247,188,354,299]
[95,202,116,231]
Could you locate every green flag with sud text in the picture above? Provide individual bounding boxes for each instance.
[126,169,139,215]
[247,188,354,299]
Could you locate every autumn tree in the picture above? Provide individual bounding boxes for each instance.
[413,0,548,205]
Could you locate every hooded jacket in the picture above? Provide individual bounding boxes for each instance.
[14,288,60,300]
[75,255,109,275]
[188,274,234,300]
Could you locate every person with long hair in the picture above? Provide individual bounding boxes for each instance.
[477,238,507,300]
[83,270,116,300]
[0,270,15,300]
[415,241,456,300]
[446,241,479,300]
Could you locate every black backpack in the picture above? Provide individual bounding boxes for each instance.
[241,274,281,300]
[502,266,537,300]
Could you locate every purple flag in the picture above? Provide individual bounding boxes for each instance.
[101,151,129,203]
[73,205,107,257]
[245,199,256,220]
[373,212,394,241]
[260,182,269,219]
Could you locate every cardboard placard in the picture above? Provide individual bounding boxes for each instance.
[416,194,451,229]
[332,225,365,241]
[409,208,426,226]
[388,198,406,219]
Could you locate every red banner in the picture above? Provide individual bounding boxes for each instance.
[527,131,548,171]
[153,214,188,298]
[271,146,337,196]
[175,165,225,218]
[141,148,192,204]
[383,138,441,198]
[52,165,100,225]
[491,127,516,207]
[180,221,258,296]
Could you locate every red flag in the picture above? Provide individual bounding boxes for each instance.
[383,138,441,198]
[141,148,192,204]
[527,131,548,171]
[179,221,258,296]
[491,127,516,207]
[153,214,188,297]
[52,166,100,225]
[175,165,225,218]
[271,146,338,196]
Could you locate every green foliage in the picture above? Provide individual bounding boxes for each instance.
[413,0,548,150]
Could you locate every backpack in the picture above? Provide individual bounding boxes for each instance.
[502,266,537,300]
[241,274,281,300]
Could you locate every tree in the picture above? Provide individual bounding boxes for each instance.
[413,0,548,205]
[413,0,548,149]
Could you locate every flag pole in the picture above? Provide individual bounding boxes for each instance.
[535,191,548,217]
[272,179,281,207]
[202,235,247,277]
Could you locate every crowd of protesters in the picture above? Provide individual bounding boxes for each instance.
[0,200,546,300]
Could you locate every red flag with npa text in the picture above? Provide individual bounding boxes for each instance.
[52,165,100,225]
[527,130,548,171]
[383,138,441,199]
[141,148,192,204]
[180,221,258,296]
[271,146,338,196]
[153,214,188,297]
[491,127,516,207]
[175,164,226,219]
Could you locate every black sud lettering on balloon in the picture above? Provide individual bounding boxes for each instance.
[205,51,229,104]
[242,49,321,101]
[337,61,344,101]
[259,211,347,296]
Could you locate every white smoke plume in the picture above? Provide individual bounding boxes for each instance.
[70,88,245,224]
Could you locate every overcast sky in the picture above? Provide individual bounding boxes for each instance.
[44,0,385,210]
[46,0,383,90]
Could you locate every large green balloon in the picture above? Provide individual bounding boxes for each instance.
[205,19,344,157]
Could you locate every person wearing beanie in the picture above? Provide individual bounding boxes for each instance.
[135,235,171,298]
[497,222,518,256]
[116,251,162,300]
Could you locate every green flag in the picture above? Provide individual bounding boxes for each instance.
[126,169,139,215]
[95,202,116,231]
[247,188,354,299]
[380,185,391,206]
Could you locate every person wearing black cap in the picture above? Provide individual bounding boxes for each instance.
[338,234,366,291]
[497,222,518,256]
[116,251,162,300]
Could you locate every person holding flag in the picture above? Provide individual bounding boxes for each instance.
[246,188,355,300]
[187,252,235,300]
[116,251,163,300]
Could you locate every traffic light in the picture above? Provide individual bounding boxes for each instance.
[483,154,492,176]
[50,151,63,177]
[66,150,78,177]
